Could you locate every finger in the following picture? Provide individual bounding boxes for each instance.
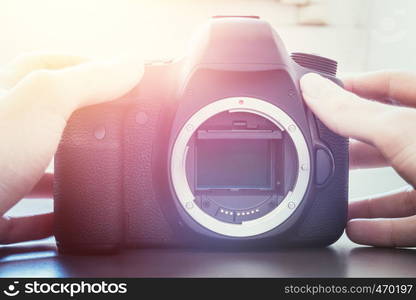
[300,73,390,144]
[25,173,53,199]
[348,188,416,220]
[343,71,416,106]
[301,73,416,187]
[52,54,145,109]
[349,140,388,169]
[346,215,416,247]
[0,53,88,90]
[7,54,145,118]
[0,213,53,244]
[0,56,144,215]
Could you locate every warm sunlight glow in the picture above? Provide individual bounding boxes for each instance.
[0,0,356,69]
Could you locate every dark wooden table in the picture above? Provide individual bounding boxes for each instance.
[1,235,415,277]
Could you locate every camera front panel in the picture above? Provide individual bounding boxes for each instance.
[164,67,323,243]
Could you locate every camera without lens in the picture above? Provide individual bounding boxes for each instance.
[54,16,348,253]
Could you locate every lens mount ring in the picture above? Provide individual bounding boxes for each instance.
[170,97,311,237]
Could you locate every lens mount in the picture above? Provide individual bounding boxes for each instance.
[170,97,311,237]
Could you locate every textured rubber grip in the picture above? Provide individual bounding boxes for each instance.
[54,103,125,253]
[122,98,176,247]
[295,118,349,245]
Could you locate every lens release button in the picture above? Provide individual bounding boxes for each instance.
[315,148,334,185]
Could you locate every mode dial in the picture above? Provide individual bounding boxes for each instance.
[291,52,337,76]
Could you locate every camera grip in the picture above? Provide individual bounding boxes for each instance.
[122,97,177,247]
[295,118,349,245]
[54,103,125,254]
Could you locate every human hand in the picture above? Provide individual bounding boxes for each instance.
[300,71,416,247]
[0,53,143,244]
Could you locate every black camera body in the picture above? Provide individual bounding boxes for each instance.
[54,16,348,254]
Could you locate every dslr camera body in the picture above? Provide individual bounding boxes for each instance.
[54,16,348,253]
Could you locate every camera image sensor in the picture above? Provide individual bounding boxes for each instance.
[196,138,275,190]
[183,110,297,225]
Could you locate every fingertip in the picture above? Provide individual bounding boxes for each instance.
[300,74,320,107]
[103,54,145,99]
[346,219,396,247]
[0,213,54,244]
[113,54,145,93]
[300,72,322,82]
[339,73,355,90]
[106,54,145,83]
[300,72,340,105]
[346,219,371,246]
[300,73,324,94]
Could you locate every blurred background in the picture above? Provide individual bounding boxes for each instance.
[1,0,413,217]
